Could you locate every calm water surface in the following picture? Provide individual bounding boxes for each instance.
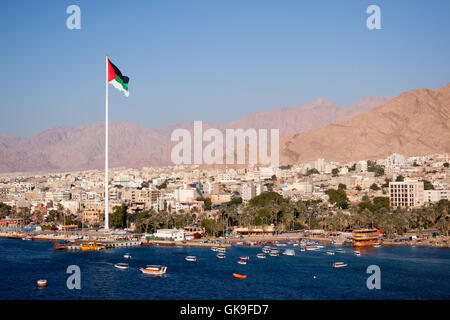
[0,239,449,299]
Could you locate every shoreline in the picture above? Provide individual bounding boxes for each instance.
[1,231,448,249]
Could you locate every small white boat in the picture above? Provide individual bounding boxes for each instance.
[256,253,266,259]
[354,251,361,256]
[140,265,167,275]
[217,248,226,253]
[262,247,271,254]
[333,262,347,268]
[211,247,219,252]
[326,251,335,255]
[335,249,345,253]
[306,246,320,251]
[239,256,250,261]
[185,256,197,262]
[237,260,247,265]
[123,254,131,259]
[37,279,47,287]
[216,253,226,259]
[114,263,129,270]
[300,247,306,252]
[276,243,287,247]
[269,252,279,257]
[282,249,295,256]
[373,244,381,248]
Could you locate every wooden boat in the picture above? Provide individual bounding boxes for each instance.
[140,265,167,275]
[185,256,197,262]
[37,279,47,287]
[237,260,247,265]
[54,240,72,251]
[80,241,106,252]
[233,273,247,279]
[333,262,347,268]
[114,263,129,270]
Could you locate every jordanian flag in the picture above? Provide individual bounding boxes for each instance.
[107,58,129,97]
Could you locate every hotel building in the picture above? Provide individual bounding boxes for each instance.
[389,180,424,208]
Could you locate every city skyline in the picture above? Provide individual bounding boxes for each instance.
[1,0,450,137]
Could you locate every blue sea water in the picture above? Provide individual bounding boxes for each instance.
[0,239,449,300]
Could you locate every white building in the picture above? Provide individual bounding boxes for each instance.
[386,153,405,168]
[173,184,202,202]
[154,228,185,241]
[424,189,450,203]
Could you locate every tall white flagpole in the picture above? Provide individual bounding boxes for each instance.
[105,54,109,230]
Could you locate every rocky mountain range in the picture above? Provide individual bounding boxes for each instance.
[280,83,450,164]
[0,84,448,173]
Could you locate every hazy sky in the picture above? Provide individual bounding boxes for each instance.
[1,0,449,137]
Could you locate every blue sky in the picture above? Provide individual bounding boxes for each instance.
[1,0,449,137]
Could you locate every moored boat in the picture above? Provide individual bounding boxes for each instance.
[268,252,279,257]
[123,253,131,259]
[237,260,247,265]
[114,263,129,270]
[326,251,335,255]
[333,262,347,268]
[256,253,266,259]
[80,241,106,252]
[140,265,167,275]
[211,247,219,252]
[216,253,226,259]
[185,255,197,262]
[352,229,383,247]
[354,251,361,256]
[233,273,247,279]
[239,255,249,261]
[37,279,47,287]
[282,249,295,256]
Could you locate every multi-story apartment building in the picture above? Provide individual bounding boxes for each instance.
[424,189,450,203]
[389,180,424,208]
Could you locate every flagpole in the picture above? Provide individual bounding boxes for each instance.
[105,54,109,230]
